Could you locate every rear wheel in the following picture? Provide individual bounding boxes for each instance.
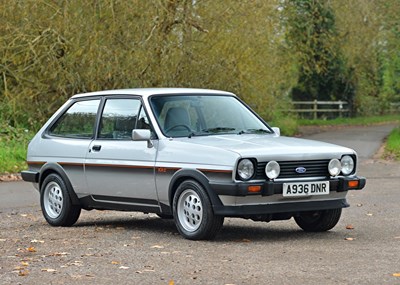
[294,208,342,232]
[40,173,81,227]
[173,180,224,240]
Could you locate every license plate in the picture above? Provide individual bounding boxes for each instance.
[282,181,329,197]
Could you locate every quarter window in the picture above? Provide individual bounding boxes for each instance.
[49,99,100,138]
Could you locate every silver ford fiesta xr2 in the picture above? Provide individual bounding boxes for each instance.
[22,88,366,240]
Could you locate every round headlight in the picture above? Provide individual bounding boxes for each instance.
[237,159,255,180]
[328,159,341,176]
[265,161,280,179]
[341,155,354,175]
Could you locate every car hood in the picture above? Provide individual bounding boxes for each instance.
[173,134,355,161]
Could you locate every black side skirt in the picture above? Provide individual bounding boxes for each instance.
[79,195,162,213]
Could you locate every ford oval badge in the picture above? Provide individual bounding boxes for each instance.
[295,167,307,174]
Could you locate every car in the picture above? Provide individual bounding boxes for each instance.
[22,88,366,240]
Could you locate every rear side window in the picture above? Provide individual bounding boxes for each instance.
[49,100,100,138]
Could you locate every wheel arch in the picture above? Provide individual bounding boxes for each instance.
[168,169,223,211]
[38,163,80,206]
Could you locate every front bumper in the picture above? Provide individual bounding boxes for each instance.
[210,176,366,197]
[209,176,366,216]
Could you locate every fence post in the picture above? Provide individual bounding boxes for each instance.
[313,99,318,120]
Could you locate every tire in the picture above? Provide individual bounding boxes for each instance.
[173,180,224,240]
[40,173,81,227]
[294,208,342,232]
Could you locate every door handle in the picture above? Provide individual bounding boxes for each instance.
[92,145,102,152]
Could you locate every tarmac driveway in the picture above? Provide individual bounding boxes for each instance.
[0,123,399,284]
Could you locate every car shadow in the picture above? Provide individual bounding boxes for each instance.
[73,213,343,243]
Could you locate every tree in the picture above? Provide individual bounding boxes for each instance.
[283,0,355,108]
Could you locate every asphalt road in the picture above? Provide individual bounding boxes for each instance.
[0,123,399,284]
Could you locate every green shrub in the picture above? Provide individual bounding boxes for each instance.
[0,123,33,173]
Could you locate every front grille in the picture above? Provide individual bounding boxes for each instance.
[256,160,330,180]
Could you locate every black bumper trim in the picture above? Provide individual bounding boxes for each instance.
[21,171,39,183]
[213,199,349,216]
[210,176,366,197]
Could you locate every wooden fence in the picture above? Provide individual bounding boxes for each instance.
[291,100,349,119]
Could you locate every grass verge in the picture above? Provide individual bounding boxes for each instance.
[298,114,399,126]
[384,127,400,160]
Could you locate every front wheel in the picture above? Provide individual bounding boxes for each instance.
[40,173,81,227]
[173,180,224,240]
[294,208,342,232]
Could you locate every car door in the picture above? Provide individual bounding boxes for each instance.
[85,97,158,210]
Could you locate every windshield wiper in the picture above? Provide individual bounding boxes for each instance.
[238,128,271,135]
[202,127,236,134]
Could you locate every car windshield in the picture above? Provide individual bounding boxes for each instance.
[149,95,272,137]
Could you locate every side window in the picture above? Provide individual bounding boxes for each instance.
[49,99,100,138]
[99,98,144,140]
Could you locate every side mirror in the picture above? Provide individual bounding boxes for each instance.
[132,129,151,141]
[132,129,153,147]
[272,127,280,137]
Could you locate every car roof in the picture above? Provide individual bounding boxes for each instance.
[71,88,235,99]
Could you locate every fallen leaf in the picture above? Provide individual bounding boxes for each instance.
[85,274,95,278]
[18,270,29,276]
[393,273,400,277]
[41,268,57,272]
[26,247,37,253]
[344,237,355,241]
[30,239,45,243]
[53,252,70,256]
[169,280,175,285]
[67,261,83,266]
[21,262,29,267]
[111,261,120,265]
[346,224,354,230]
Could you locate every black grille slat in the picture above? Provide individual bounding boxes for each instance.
[256,160,330,179]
